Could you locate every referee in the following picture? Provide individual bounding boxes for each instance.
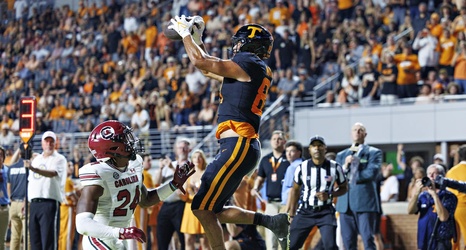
[287,136,348,250]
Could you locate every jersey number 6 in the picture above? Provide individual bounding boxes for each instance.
[251,77,271,116]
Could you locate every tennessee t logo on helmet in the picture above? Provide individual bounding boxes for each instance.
[232,23,273,59]
[247,26,263,38]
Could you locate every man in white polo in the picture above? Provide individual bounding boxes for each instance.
[27,131,67,250]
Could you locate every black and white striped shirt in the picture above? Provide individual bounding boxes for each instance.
[293,159,346,207]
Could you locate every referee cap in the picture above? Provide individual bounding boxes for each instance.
[309,135,326,145]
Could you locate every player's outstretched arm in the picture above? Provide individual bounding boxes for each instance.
[75,185,146,243]
[140,161,196,208]
[139,184,162,208]
[169,15,249,82]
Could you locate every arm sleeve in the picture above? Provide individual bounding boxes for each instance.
[76,212,120,239]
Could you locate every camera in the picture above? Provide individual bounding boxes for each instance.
[435,175,466,193]
[421,177,442,188]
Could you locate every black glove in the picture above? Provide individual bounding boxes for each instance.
[171,161,196,194]
[20,143,33,160]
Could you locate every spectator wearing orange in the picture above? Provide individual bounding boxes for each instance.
[428,13,443,38]
[144,18,158,62]
[381,6,395,26]
[162,56,179,85]
[432,82,445,99]
[82,75,95,95]
[48,99,67,120]
[121,31,141,56]
[77,0,88,19]
[338,0,355,21]
[451,41,466,93]
[394,43,421,98]
[87,2,98,17]
[295,12,311,38]
[365,34,383,62]
[439,28,457,76]
[108,83,124,103]
[97,1,108,16]
[308,0,321,25]
[63,102,77,120]
[156,22,172,55]
[173,81,194,126]
[102,54,116,77]
[269,0,290,27]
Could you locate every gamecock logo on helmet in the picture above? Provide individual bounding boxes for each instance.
[100,126,115,140]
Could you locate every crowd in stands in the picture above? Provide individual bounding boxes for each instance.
[1,0,466,140]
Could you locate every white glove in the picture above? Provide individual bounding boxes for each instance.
[168,15,194,39]
[190,16,205,45]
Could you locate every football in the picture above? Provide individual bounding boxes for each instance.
[163,24,184,41]
[163,17,200,41]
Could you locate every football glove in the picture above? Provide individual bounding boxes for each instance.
[168,15,194,39]
[171,161,196,194]
[190,15,205,45]
[119,227,146,243]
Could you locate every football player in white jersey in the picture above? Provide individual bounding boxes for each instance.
[76,120,195,249]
